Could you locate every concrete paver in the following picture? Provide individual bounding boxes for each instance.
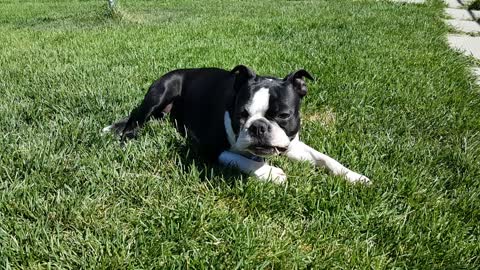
[445,19,480,33]
[462,0,477,6]
[443,2,480,84]
[470,10,480,20]
[445,0,463,8]
[472,67,480,85]
[448,34,480,60]
[445,8,474,20]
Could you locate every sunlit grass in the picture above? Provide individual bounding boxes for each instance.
[0,0,479,268]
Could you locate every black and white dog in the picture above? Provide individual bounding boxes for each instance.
[103,65,370,184]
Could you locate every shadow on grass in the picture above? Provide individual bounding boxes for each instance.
[173,139,249,187]
[117,116,249,187]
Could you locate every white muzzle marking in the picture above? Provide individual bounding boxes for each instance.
[224,87,290,153]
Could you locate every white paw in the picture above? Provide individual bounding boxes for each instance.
[254,165,287,184]
[345,171,371,185]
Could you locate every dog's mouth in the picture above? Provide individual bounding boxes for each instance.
[248,145,288,156]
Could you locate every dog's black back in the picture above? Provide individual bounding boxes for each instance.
[109,68,236,160]
[105,65,311,161]
[167,68,235,158]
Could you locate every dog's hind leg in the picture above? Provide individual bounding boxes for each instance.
[121,75,183,141]
[102,103,171,137]
[103,73,183,142]
[102,116,129,135]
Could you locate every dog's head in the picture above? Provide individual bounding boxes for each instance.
[225,65,313,156]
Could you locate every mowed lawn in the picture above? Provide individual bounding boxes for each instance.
[1,0,479,268]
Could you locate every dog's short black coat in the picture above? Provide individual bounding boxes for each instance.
[104,65,371,184]
[109,65,312,161]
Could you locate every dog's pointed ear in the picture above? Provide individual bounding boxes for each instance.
[231,65,256,89]
[283,69,314,97]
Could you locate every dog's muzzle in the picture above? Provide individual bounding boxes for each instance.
[248,145,288,156]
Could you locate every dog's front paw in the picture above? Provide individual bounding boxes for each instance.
[345,171,371,185]
[254,165,287,184]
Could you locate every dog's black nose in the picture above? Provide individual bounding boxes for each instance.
[249,120,270,137]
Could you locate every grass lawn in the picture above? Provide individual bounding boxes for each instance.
[1,0,479,268]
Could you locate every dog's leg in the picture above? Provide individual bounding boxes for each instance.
[102,116,129,135]
[285,136,370,184]
[120,75,182,141]
[218,151,286,184]
[102,105,171,137]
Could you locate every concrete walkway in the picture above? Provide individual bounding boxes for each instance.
[444,0,480,84]
[390,0,479,84]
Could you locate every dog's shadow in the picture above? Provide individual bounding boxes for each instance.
[107,118,247,187]
[170,139,248,187]
[134,123,248,187]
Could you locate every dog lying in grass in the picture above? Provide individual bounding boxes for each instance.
[103,65,370,184]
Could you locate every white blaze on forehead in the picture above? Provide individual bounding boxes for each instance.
[227,86,291,153]
[246,87,270,117]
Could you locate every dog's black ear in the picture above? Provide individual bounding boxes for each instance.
[231,65,256,78]
[283,69,314,97]
[231,65,256,89]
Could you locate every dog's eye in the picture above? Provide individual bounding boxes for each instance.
[277,113,291,119]
[240,110,249,118]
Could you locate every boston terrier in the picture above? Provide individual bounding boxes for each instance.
[103,65,370,184]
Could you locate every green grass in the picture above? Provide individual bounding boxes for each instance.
[468,0,480,10]
[1,0,479,268]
